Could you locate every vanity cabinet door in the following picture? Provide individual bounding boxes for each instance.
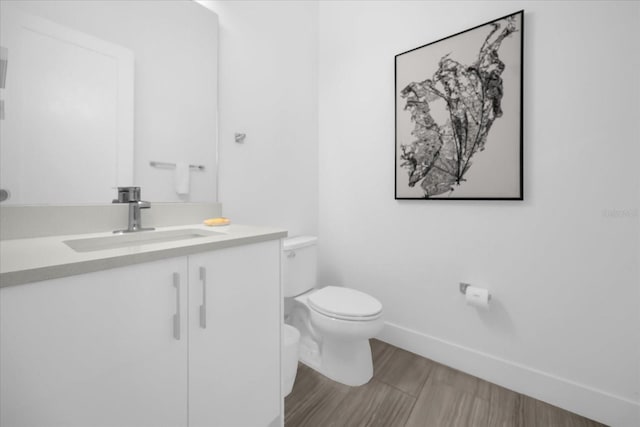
[0,258,189,427]
[188,239,282,427]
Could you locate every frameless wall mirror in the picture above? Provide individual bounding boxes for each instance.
[0,0,218,205]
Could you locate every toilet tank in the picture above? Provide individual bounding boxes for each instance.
[282,236,317,298]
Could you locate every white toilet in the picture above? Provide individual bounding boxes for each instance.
[283,236,383,387]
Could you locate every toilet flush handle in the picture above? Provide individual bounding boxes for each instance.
[287,251,296,259]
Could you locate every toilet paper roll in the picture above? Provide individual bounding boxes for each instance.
[465,286,490,308]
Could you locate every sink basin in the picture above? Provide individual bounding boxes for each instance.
[64,229,224,253]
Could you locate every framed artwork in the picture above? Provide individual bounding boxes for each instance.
[395,10,524,200]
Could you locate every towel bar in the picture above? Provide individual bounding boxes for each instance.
[149,161,204,171]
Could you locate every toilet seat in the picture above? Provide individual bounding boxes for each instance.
[307,286,382,321]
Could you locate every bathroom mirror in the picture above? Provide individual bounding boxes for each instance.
[0,0,218,205]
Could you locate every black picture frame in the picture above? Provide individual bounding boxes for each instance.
[395,10,524,200]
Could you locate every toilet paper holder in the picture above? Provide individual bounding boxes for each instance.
[459,282,492,301]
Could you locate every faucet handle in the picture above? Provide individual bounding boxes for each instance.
[113,186,141,203]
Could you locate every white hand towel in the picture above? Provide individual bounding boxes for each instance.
[175,162,190,195]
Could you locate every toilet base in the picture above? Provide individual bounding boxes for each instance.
[298,335,321,369]
[299,337,373,387]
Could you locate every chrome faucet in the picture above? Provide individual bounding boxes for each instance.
[113,187,155,233]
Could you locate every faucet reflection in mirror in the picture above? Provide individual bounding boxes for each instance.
[112,187,154,234]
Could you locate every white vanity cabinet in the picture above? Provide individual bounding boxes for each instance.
[0,257,189,427]
[188,239,281,427]
[0,238,282,427]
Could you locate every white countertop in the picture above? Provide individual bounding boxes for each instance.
[0,224,287,287]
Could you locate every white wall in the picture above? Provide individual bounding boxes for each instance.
[201,0,318,236]
[318,1,639,426]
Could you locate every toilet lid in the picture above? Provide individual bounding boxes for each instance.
[308,286,382,320]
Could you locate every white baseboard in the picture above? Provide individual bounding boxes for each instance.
[378,321,639,427]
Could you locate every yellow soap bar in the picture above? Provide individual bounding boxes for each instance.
[203,217,230,226]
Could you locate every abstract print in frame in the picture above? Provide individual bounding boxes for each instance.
[395,11,524,200]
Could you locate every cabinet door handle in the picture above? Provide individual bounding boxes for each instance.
[173,273,181,340]
[199,267,207,329]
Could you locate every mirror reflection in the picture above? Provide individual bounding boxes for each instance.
[0,0,218,205]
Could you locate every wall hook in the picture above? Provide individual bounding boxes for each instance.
[234,133,246,143]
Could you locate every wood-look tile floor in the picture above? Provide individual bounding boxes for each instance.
[285,339,606,427]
